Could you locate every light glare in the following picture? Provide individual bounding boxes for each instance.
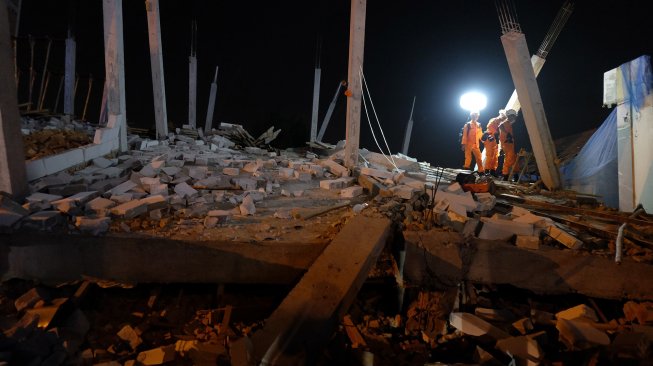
[459,92,487,113]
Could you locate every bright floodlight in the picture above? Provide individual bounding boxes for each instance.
[459,92,487,113]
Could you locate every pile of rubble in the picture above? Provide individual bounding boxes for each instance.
[21,116,95,160]
[334,284,653,365]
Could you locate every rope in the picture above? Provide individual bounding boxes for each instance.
[358,66,399,171]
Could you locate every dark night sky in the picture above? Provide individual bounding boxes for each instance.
[14,0,653,168]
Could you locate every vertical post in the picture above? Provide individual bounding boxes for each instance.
[343,0,367,168]
[27,35,34,111]
[103,0,128,151]
[204,66,218,132]
[37,71,50,110]
[0,3,27,196]
[401,96,416,155]
[188,55,197,128]
[188,21,197,128]
[310,66,321,142]
[63,34,76,116]
[145,0,168,138]
[501,32,561,190]
[317,80,346,142]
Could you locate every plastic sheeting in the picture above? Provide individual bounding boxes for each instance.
[561,109,618,208]
[563,55,652,211]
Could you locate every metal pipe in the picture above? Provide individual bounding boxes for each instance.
[615,223,626,264]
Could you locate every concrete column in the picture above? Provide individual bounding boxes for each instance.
[204,66,218,132]
[343,0,366,168]
[103,0,128,152]
[0,3,27,196]
[401,96,416,155]
[145,0,168,138]
[504,54,546,112]
[310,67,321,142]
[317,80,345,142]
[63,36,75,116]
[501,32,561,190]
[188,55,197,128]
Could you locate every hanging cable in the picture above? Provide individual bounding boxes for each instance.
[358,68,399,171]
[359,66,399,171]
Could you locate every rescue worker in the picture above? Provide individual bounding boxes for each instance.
[499,109,518,181]
[482,109,505,176]
[461,111,484,171]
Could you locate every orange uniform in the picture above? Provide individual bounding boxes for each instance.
[483,116,503,172]
[461,119,483,170]
[499,120,518,175]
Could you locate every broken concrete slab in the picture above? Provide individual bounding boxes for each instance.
[404,231,653,301]
[75,217,111,236]
[556,318,610,350]
[449,312,510,340]
[241,216,392,365]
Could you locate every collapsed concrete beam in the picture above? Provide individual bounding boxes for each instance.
[501,31,561,190]
[236,216,392,365]
[0,233,327,285]
[403,230,653,301]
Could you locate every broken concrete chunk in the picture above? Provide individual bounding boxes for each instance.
[512,318,534,335]
[449,312,510,340]
[239,195,256,216]
[21,210,63,231]
[110,200,148,219]
[174,182,198,198]
[15,287,49,312]
[320,159,348,177]
[556,304,599,322]
[222,167,240,176]
[547,225,583,250]
[515,235,541,250]
[25,192,63,204]
[495,336,543,364]
[341,186,363,198]
[556,318,610,350]
[107,180,138,196]
[117,324,143,351]
[136,344,176,365]
[623,301,653,324]
[478,216,534,241]
[360,166,394,180]
[320,179,345,190]
[75,216,111,236]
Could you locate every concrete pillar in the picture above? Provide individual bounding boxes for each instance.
[204,66,218,132]
[343,0,366,168]
[0,3,27,196]
[145,0,168,138]
[504,54,546,112]
[103,0,128,152]
[501,32,561,190]
[188,55,197,128]
[63,36,75,116]
[401,96,416,155]
[310,67,321,142]
[317,80,346,142]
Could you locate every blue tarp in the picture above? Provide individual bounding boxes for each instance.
[560,109,618,207]
[560,55,652,208]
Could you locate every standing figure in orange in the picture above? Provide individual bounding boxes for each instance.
[482,109,505,176]
[499,109,519,181]
[461,111,484,171]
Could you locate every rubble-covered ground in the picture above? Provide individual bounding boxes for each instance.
[3,119,653,364]
[21,117,95,160]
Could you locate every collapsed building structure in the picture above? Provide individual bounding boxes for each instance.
[1,1,653,365]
